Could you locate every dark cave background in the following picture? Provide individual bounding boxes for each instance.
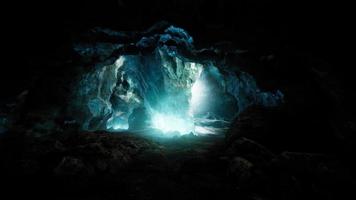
[1,1,355,200]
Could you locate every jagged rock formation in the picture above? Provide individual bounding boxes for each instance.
[69,23,283,135]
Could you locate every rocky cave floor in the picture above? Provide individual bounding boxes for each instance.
[1,105,355,200]
[1,21,356,200]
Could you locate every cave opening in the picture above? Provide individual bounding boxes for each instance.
[104,55,237,137]
[70,25,283,138]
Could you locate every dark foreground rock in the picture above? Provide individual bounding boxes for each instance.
[1,17,355,200]
[0,131,160,176]
[1,126,354,200]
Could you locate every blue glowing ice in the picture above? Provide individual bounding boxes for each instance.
[70,25,283,136]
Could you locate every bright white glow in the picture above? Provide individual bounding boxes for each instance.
[151,113,194,135]
[150,76,208,136]
[190,79,206,115]
[194,126,216,134]
[114,56,125,68]
[112,122,129,130]
[106,112,129,130]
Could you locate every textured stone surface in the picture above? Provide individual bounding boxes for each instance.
[69,24,283,133]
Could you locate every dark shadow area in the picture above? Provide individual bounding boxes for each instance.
[1,1,354,200]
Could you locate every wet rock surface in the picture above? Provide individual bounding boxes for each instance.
[1,112,355,200]
[1,5,355,199]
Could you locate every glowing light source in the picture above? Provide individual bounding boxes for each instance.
[112,123,129,130]
[189,78,207,115]
[106,112,129,130]
[151,113,194,135]
[150,74,209,136]
[191,79,204,104]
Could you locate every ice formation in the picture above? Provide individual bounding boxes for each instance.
[70,25,283,136]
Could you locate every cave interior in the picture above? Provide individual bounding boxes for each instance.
[0,1,354,200]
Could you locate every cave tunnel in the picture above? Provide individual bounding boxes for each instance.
[69,25,283,138]
[1,1,354,199]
